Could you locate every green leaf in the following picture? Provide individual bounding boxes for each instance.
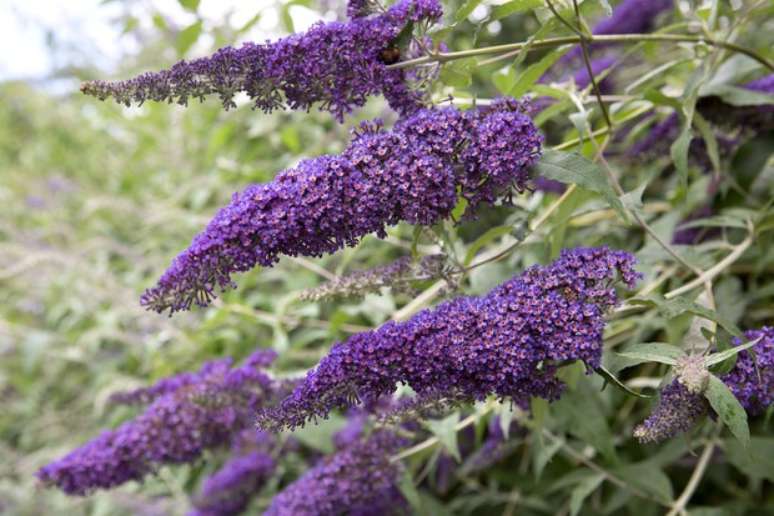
[464,225,517,266]
[629,295,743,337]
[703,54,762,90]
[176,20,203,56]
[178,0,200,12]
[398,471,423,511]
[280,4,294,33]
[509,48,568,98]
[492,66,517,95]
[595,365,652,398]
[533,149,626,221]
[290,414,345,454]
[569,473,605,516]
[454,0,483,22]
[440,59,475,89]
[491,0,543,20]
[532,433,563,479]
[424,412,461,461]
[670,123,692,186]
[699,84,774,106]
[553,383,617,462]
[614,462,674,503]
[644,89,682,110]
[730,131,774,191]
[615,342,685,366]
[693,113,720,173]
[704,338,759,367]
[725,437,774,481]
[705,375,749,448]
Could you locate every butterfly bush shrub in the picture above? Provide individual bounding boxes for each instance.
[17,0,774,515]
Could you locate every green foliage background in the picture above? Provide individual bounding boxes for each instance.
[1,0,773,514]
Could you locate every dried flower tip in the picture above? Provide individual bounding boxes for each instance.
[299,254,447,301]
[675,354,710,394]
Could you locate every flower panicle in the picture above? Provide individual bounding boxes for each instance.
[189,430,278,516]
[80,0,442,121]
[264,430,407,516]
[36,350,277,496]
[257,247,640,432]
[142,100,542,315]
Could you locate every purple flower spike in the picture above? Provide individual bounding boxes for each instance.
[634,326,774,443]
[81,0,442,121]
[36,350,277,496]
[141,101,542,314]
[264,431,406,516]
[257,247,640,432]
[190,430,277,516]
[633,380,708,444]
[723,326,774,416]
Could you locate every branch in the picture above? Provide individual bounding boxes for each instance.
[388,34,774,72]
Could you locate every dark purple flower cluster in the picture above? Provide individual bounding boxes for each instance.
[190,430,277,516]
[80,0,442,121]
[257,247,639,431]
[141,100,542,314]
[265,431,406,516]
[633,380,708,444]
[36,350,277,495]
[634,327,774,443]
[723,326,774,416]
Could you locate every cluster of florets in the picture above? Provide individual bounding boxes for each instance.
[723,326,774,415]
[190,430,277,516]
[141,99,542,314]
[36,350,277,495]
[264,431,406,516]
[635,327,774,443]
[257,247,640,431]
[80,0,442,120]
[633,380,708,444]
[300,254,447,301]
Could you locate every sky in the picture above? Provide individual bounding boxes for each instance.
[0,0,324,82]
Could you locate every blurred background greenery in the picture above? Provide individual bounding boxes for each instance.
[2,1,773,515]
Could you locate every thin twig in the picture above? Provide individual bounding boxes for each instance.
[388,34,774,72]
[666,423,723,516]
[570,0,613,127]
